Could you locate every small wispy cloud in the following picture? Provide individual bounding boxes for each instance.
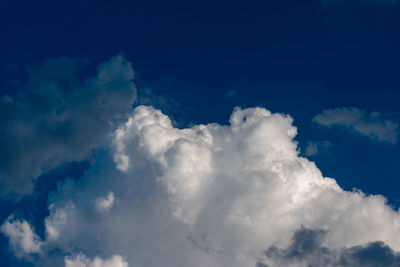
[226,90,237,98]
[304,141,332,157]
[94,192,115,213]
[313,107,398,144]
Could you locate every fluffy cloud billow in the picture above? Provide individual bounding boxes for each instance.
[0,55,137,195]
[3,105,400,266]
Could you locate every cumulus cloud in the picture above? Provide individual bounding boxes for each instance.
[313,107,398,144]
[3,105,400,266]
[135,87,186,127]
[260,226,400,267]
[0,54,137,195]
[1,216,43,257]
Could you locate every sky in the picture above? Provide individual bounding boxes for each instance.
[1,0,400,266]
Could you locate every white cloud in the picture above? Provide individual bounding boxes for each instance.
[0,54,137,196]
[3,105,400,266]
[314,107,398,144]
[64,254,128,267]
[1,216,43,257]
[94,192,115,213]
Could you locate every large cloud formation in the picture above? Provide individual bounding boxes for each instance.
[0,55,137,195]
[3,105,400,266]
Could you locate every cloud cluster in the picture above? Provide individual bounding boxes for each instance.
[3,105,400,266]
[314,107,398,144]
[1,217,43,257]
[260,226,400,267]
[0,55,137,195]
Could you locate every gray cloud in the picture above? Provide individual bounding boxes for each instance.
[0,55,137,196]
[313,107,398,144]
[261,226,400,267]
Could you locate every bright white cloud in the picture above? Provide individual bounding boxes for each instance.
[314,107,398,144]
[0,54,137,196]
[1,217,43,257]
[3,105,400,266]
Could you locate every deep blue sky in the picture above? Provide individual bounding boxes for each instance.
[1,0,400,264]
